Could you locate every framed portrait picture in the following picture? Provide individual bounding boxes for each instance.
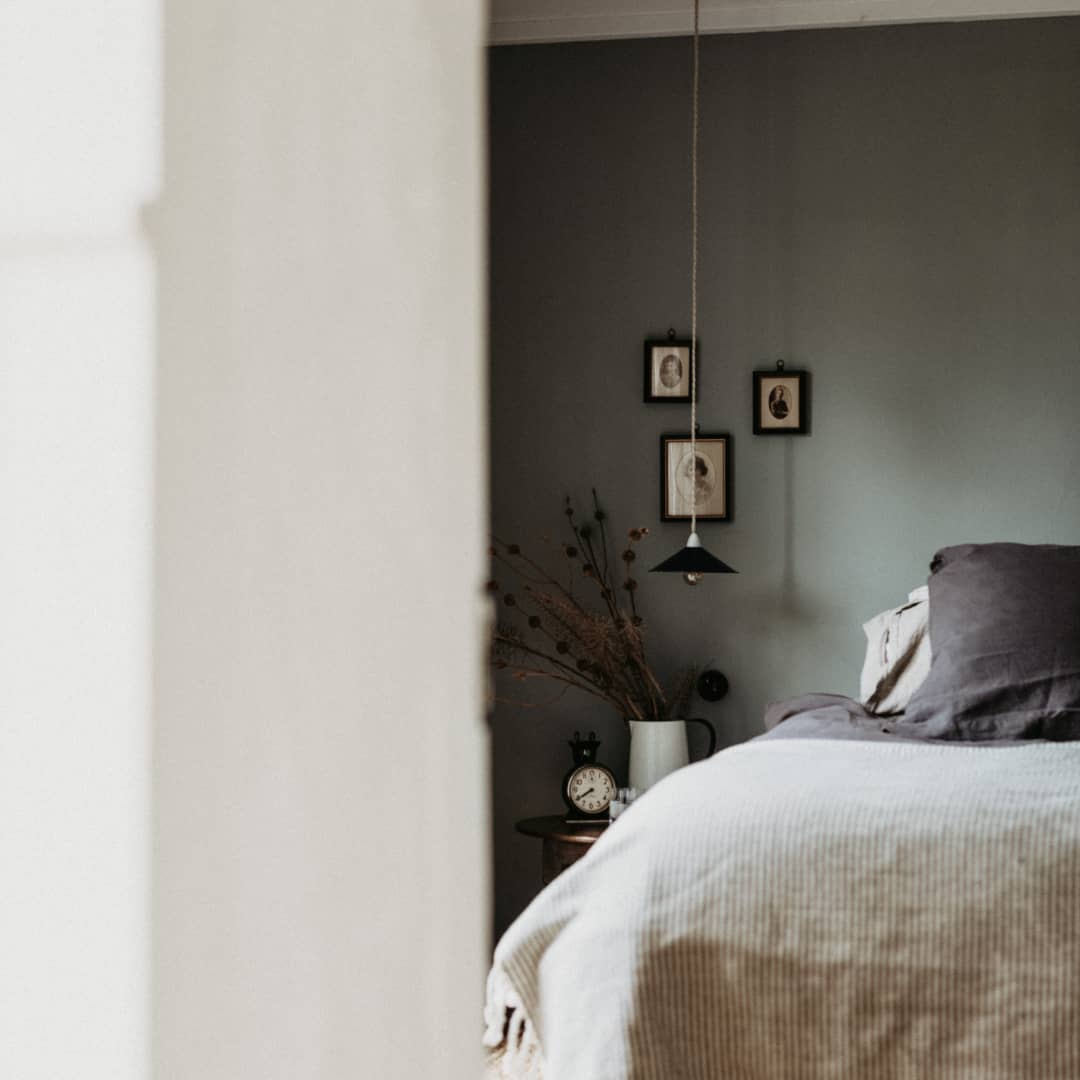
[660,433,731,522]
[753,362,808,435]
[644,335,696,403]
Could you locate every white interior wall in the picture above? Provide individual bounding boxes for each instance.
[0,3,158,1077]
[152,3,489,1078]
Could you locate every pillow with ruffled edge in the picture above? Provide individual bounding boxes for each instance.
[859,586,930,716]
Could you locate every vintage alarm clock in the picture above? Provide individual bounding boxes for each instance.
[563,731,617,824]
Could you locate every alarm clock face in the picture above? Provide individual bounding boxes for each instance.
[567,765,616,815]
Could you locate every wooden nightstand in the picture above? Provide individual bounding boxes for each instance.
[516,815,607,885]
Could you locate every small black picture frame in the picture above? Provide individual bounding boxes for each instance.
[753,361,808,435]
[644,332,697,404]
[660,433,732,522]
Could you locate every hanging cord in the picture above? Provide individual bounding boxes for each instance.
[689,0,700,535]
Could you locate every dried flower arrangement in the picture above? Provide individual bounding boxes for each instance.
[490,491,697,724]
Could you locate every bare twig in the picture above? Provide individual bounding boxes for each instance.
[592,488,611,585]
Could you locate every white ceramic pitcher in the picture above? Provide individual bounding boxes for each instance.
[627,716,716,792]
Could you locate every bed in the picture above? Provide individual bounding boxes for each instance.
[484,543,1080,1079]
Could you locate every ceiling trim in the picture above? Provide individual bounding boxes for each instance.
[489,0,1080,45]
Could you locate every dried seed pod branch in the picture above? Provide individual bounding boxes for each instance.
[490,495,703,724]
[591,488,611,585]
[492,630,609,699]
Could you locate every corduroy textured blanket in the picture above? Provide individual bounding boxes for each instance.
[484,739,1080,1079]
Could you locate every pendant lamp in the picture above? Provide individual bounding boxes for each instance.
[650,0,737,585]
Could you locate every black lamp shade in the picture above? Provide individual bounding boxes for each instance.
[650,537,737,575]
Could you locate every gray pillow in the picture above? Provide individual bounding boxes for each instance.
[902,543,1080,740]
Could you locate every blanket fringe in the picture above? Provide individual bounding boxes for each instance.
[484,966,543,1078]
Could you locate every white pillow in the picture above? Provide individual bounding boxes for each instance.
[859,586,931,715]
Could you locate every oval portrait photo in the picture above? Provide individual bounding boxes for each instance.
[768,385,790,420]
[675,450,715,504]
[659,352,684,389]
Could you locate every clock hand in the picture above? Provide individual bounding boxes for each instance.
[581,787,595,798]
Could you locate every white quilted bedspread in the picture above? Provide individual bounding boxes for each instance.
[485,739,1080,1079]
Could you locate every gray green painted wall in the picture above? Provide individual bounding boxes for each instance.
[489,17,1080,934]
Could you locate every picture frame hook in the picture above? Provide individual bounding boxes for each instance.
[776,358,785,372]
[667,327,677,341]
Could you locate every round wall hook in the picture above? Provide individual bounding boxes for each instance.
[776,358,785,371]
[697,669,730,702]
[667,327,677,341]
